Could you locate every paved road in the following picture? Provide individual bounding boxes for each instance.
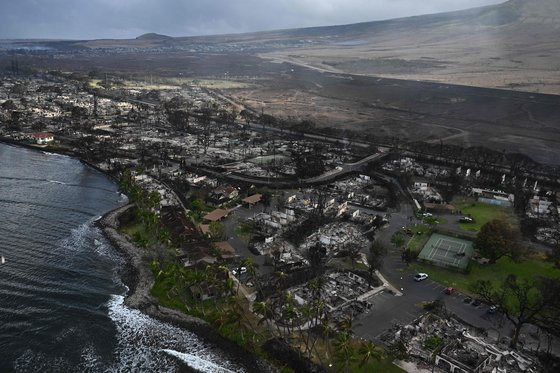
[195,151,388,187]
[303,152,388,184]
[222,204,275,275]
[352,177,560,354]
[245,121,376,150]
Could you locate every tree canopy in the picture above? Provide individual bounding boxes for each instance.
[471,275,560,348]
[474,219,524,263]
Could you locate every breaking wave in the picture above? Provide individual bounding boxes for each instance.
[106,295,245,373]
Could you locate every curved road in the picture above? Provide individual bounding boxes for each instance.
[195,151,388,187]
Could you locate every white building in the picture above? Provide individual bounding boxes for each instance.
[31,132,54,145]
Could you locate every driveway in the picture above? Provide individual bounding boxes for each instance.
[222,204,274,275]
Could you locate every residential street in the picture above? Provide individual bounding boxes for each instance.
[353,186,560,354]
[222,203,274,274]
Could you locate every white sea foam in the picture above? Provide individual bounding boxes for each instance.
[162,349,238,373]
[118,193,129,203]
[51,220,243,372]
[58,221,91,253]
[47,179,68,185]
[41,151,68,158]
[106,294,245,373]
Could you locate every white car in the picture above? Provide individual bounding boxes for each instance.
[414,273,429,282]
[232,267,247,276]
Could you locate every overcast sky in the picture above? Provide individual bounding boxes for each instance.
[1,0,506,40]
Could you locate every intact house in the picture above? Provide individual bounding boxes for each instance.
[203,208,230,222]
[242,193,262,208]
[31,132,54,145]
[471,188,514,207]
[214,241,237,260]
[207,185,239,206]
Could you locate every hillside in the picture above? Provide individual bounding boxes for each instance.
[3,0,558,94]
[58,0,560,94]
[263,0,560,94]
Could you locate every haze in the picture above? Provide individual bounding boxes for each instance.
[1,0,504,40]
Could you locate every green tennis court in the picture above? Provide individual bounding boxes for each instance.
[418,233,474,271]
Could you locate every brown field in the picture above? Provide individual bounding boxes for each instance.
[262,0,560,95]
[2,0,559,164]
[229,64,560,165]
[6,49,560,165]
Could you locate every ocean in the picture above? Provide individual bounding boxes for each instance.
[0,143,242,372]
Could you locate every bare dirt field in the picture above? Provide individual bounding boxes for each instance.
[229,61,560,165]
[5,47,560,165]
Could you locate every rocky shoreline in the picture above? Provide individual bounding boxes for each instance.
[0,141,272,372]
[96,204,273,373]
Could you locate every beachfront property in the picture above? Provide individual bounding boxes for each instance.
[31,132,54,145]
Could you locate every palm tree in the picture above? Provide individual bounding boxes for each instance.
[242,257,262,298]
[358,341,382,368]
[274,270,288,288]
[320,317,335,368]
[281,302,297,339]
[253,300,277,335]
[159,228,171,245]
[340,314,353,332]
[334,332,355,373]
[307,298,326,358]
[300,304,314,356]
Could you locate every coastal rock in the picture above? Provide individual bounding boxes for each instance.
[97,204,275,373]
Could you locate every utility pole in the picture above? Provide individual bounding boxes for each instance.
[93,94,98,118]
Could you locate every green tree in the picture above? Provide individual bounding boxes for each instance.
[391,231,405,249]
[208,221,224,240]
[471,275,560,348]
[546,232,560,269]
[334,333,355,373]
[475,219,524,263]
[368,241,388,275]
[358,341,382,368]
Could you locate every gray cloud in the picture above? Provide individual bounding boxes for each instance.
[0,0,505,39]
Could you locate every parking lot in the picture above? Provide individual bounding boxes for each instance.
[352,248,507,340]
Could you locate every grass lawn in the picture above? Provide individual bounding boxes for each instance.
[422,216,446,225]
[89,79,102,88]
[453,197,515,233]
[301,337,404,373]
[328,257,369,271]
[119,220,159,247]
[411,255,560,295]
[342,358,405,373]
[234,222,253,244]
[406,225,432,253]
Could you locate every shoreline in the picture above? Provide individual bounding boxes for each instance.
[0,140,271,372]
[0,138,119,182]
[96,204,271,372]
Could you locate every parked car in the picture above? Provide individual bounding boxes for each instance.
[472,299,481,307]
[464,296,473,303]
[232,267,247,276]
[414,273,429,282]
[488,305,498,314]
[444,287,454,295]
